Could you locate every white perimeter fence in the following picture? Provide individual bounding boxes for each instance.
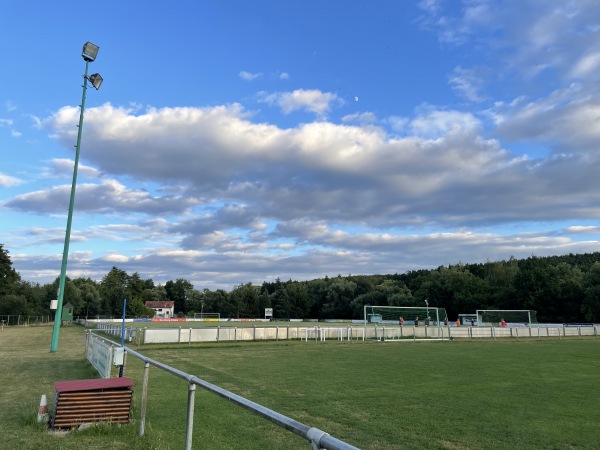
[85,332,359,450]
[93,323,600,345]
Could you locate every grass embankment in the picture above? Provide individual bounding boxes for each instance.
[1,326,599,449]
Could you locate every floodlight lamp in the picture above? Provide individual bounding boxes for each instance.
[82,41,99,62]
[88,73,103,90]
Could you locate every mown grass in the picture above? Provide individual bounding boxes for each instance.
[1,325,599,449]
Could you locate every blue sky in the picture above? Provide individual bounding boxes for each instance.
[2,0,600,290]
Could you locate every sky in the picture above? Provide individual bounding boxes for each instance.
[2,0,600,291]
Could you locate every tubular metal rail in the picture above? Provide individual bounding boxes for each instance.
[123,345,360,450]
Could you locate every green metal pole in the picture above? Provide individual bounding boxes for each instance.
[50,60,90,352]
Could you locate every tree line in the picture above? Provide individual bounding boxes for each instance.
[1,243,600,322]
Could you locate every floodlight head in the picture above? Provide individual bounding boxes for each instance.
[88,73,103,90]
[82,41,99,62]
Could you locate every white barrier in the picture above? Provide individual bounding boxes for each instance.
[93,323,598,345]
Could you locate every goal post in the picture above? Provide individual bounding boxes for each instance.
[193,312,220,321]
[476,310,537,326]
[364,305,448,326]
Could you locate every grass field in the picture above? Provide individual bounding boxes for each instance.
[1,325,599,449]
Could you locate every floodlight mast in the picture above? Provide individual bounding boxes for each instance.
[50,42,103,352]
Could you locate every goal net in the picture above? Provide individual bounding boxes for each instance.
[364,305,448,326]
[193,312,220,321]
[476,310,537,326]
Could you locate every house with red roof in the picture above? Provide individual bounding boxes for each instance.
[144,301,175,318]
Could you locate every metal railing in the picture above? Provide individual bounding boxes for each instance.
[88,332,359,449]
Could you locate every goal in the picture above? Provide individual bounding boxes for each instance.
[476,310,537,326]
[364,305,448,326]
[193,312,220,321]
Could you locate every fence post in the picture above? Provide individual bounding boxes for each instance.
[139,362,150,437]
[185,382,196,450]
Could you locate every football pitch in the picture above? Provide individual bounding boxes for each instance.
[1,326,599,449]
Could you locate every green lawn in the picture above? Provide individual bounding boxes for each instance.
[1,325,599,449]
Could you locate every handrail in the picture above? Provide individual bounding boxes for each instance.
[94,335,359,450]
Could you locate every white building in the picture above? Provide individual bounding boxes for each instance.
[144,301,175,318]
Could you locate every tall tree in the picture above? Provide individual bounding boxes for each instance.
[581,262,600,322]
[229,283,260,318]
[73,277,101,317]
[100,267,129,316]
[165,278,194,315]
[0,244,20,297]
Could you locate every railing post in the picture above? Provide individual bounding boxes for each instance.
[185,382,196,450]
[139,362,150,437]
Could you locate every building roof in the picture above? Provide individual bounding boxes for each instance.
[145,301,174,309]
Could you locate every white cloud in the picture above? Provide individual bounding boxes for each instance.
[44,158,102,179]
[279,72,290,80]
[341,112,377,124]
[386,116,409,132]
[571,52,600,78]
[4,101,17,112]
[6,178,199,215]
[410,108,480,138]
[32,101,600,233]
[0,173,22,187]
[448,66,486,103]
[239,70,262,81]
[258,89,341,116]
